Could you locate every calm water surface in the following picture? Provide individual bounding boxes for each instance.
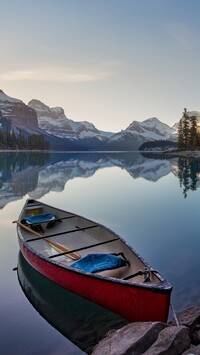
[1,151,200,354]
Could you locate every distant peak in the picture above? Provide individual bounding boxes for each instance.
[28,100,65,115]
[142,117,171,128]
[28,99,44,105]
[0,90,22,103]
[28,99,50,111]
[143,117,160,123]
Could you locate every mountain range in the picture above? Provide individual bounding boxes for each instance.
[1,89,199,151]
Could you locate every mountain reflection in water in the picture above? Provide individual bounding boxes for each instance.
[17,252,128,354]
[3,151,200,354]
[1,151,200,208]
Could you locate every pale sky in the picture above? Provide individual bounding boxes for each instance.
[1,0,200,132]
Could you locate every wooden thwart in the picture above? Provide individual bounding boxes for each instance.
[13,220,80,260]
[49,237,119,259]
[26,224,99,242]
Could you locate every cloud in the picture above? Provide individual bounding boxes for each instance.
[0,64,117,83]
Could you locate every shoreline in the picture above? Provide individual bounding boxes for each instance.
[1,148,200,158]
[163,150,200,158]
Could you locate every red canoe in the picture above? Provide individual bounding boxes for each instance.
[15,198,172,322]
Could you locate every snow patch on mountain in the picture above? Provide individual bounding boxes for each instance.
[126,117,175,140]
[28,99,113,142]
[0,90,38,128]
[0,89,22,104]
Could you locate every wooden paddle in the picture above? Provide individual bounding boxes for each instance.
[13,220,81,261]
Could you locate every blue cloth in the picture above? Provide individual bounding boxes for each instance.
[71,253,127,273]
[22,213,56,225]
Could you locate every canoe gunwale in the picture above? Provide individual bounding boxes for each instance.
[17,241,172,294]
[23,240,172,293]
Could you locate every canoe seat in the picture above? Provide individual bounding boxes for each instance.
[22,213,56,225]
[97,263,130,279]
[21,213,57,232]
[71,253,130,274]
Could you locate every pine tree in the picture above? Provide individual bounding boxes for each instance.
[0,129,50,150]
[182,108,190,150]
[190,114,198,148]
[177,119,184,149]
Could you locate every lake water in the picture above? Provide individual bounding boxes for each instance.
[1,151,200,354]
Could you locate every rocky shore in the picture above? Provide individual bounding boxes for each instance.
[91,306,200,355]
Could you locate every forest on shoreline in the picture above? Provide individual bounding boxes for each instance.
[0,130,50,150]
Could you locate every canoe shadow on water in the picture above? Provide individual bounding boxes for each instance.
[17,252,128,354]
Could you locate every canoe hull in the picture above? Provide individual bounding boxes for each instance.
[19,239,171,323]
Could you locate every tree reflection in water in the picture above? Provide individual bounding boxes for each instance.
[177,158,200,198]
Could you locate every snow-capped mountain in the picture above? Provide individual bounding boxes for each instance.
[126,117,176,140]
[28,99,113,146]
[0,89,38,130]
[0,89,195,151]
[104,117,177,150]
[0,90,23,104]
[28,99,179,150]
[28,99,73,134]
[0,91,81,150]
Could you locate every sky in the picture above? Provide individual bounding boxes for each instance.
[1,0,200,132]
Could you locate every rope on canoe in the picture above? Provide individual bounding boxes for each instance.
[170,303,180,326]
[123,267,158,282]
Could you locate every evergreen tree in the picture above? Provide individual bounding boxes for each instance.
[17,131,27,149]
[11,131,17,149]
[177,109,200,150]
[177,119,184,149]
[182,108,190,150]
[0,129,50,150]
[190,114,198,148]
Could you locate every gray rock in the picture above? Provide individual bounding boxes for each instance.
[143,325,190,355]
[181,344,200,354]
[91,321,167,355]
[170,307,200,328]
[193,329,200,345]
[170,306,200,342]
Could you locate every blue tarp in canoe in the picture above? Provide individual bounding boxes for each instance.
[22,213,56,225]
[71,253,127,273]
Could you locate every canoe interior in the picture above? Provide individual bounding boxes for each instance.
[18,199,167,286]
